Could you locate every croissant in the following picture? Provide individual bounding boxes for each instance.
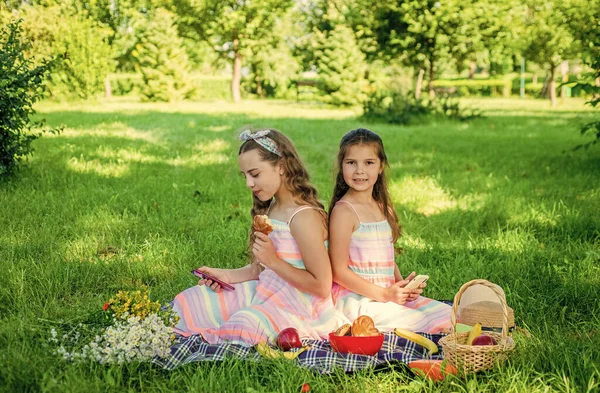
[252,215,273,235]
[351,315,380,337]
[334,323,351,337]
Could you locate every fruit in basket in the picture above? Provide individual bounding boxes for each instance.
[394,328,439,355]
[276,327,302,350]
[466,322,482,345]
[472,334,497,346]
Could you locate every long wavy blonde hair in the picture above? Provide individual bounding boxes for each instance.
[239,129,327,252]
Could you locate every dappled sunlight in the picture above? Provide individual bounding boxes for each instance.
[47,122,160,144]
[192,138,230,153]
[206,125,231,133]
[63,209,130,263]
[507,204,564,228]
[576,188,599,202]
[37,99,359,120]
[63,237,100,263]
[399,234,432,251]
[391,176,453,216]
[166,153,229,167]
[67,156,130,177]
[95,146,162,164]
[491,229,534,253]
[390,176,487,216]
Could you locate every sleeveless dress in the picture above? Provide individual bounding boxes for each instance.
[172,206,348,346]
[331,201,452,333]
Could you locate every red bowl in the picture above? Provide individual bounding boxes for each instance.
[328,332,384,356]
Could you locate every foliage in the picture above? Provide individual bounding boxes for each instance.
[170,0,294,102]
[362,90,429,125]
[132,8,194,102]
[522,0,583,106]
[0,20,58,179]
[362,90,482,124]
[432,78,514,97]
[2,5,115,99]
[563,0,600,149]
[245,11,301,98]
[312,24,367,106]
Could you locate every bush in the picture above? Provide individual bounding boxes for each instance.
[432,79,512,97]
[108,73,230,101]
[362,90,483,125]
[362,90,430,125]
[4,6,115,100]
[109,73,143,96]
[0,21,59,178]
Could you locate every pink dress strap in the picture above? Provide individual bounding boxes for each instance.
[335,200,361,221]
[287,206,318,225]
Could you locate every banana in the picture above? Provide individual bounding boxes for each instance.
[256,342,310,360]
[466,322,482,345]
[394,328,439,355]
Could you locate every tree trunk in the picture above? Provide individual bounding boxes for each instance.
[231,32,242,103]
[415,68,424,100]
[256,75,263,98]
[468,60,476,79]
[560,60,568,101]
[533,74,538,84]
[104,76,112,98]
[549,64,557,107]
[428,61,435,100]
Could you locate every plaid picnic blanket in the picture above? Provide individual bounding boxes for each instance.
[151,332,445,374]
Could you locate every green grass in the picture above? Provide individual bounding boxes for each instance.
[1,97,599,392]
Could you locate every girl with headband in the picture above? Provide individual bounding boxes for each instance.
[171,129,348,346]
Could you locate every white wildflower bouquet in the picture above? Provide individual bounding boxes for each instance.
[48,287,178,364]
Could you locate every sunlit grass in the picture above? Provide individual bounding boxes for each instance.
[0,97,598,392]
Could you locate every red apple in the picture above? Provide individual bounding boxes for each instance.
[276,327,302,350]
[472,334,497,346]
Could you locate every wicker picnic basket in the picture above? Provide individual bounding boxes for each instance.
[439,279,516,373]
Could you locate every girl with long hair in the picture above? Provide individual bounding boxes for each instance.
[172,129,347,345]
[329,128,451,333]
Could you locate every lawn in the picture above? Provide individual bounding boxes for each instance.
[0,97,599,392]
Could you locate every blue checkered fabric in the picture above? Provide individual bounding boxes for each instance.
[151,332,445,374]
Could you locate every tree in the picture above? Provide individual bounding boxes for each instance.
[1,5,115,100]
[131,8,193,102]
[170,0,294,103]
[564,0,600,148]
[523,0,582,106]
[0,21,58,178]
[312,24,367,105]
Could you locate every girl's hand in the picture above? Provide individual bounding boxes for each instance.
[252,232,278,268]
[396,271,426,302]
[196,266,231,293]
[385,279,423,305]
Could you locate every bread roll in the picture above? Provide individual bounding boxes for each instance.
[334,323,351,337]
[351,315,380,337]
[252,215,273,235]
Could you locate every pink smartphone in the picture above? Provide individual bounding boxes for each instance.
[191,269,235,291]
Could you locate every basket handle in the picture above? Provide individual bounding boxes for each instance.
[450,279,510,343]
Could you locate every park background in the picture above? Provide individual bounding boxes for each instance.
[0,0,599,392]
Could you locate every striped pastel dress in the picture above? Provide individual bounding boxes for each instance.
[172,206,348,346]
[332,201,452,334]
